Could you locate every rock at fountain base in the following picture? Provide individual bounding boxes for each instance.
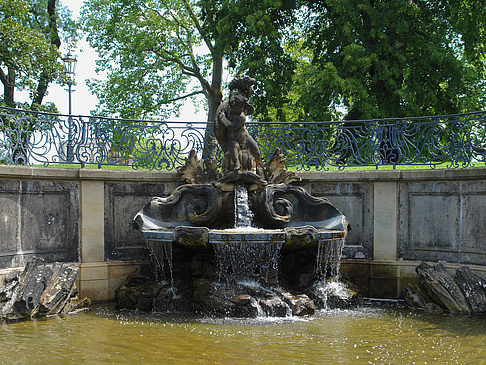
[192,279,315,318]
[0,259,82,322]
[406,263,486,314]
[114,273,192,312]
[278,290,316,316]
[116,274,317,318]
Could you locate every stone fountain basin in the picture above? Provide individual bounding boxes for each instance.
[142,225,346,252]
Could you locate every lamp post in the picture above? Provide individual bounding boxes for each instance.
[62,52,77,162]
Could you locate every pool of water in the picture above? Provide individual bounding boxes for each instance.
[1,305,486,364]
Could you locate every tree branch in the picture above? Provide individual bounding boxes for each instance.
[32,0,61,106]
[158,1,192,35]
[152,47,212,92]
[157,90,204,105]
[0,68,7,86]
[181,0,215,55]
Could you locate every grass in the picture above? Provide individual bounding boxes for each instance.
[29,161,485,172]
[287,161,486,172]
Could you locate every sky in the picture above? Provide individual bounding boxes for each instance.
[26,0,207,122]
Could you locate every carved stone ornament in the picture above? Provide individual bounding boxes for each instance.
[135,75,349,251]
[133,184,230,230]
[254,184,349,231]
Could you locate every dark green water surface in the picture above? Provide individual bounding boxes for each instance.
[1,306,486,364]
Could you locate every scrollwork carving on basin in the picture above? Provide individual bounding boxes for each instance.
[256,184,349,232]
[134,184,227,230]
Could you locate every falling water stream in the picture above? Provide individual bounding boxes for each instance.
[145,240,174,287]
[312,239,348,306]
[212,185,283,285]
[234,185,253,228]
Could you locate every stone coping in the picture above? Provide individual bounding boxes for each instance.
[0,164,177,182]
[341,259,486,273]
[0,164,485,183]
[299,167,486,182]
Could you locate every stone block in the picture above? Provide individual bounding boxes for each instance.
[79,263,108,281]
[108,262,143,279]
[78,278,110,302]
[309,182,373,257]
[104,182,167,260]
[369,277,399,298]
[370,262,400,278]
[0,179,79,268]
[374,182,398,260]
[81,181,104,262]
[341,261,370,296]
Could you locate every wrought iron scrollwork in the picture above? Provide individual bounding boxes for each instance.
[0,106,485,170]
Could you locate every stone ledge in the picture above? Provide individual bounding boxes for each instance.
[299,167,486,183]
[0,164,179,182]
[0,164,79,180]
[2,164,486,183]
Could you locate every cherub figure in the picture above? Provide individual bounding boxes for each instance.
[215,76,264,175]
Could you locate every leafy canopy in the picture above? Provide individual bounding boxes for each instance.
[81,0,297,120]
[0,0,79,111]
[299,0,486,120]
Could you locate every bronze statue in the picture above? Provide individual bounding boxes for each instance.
[215,76,264,176]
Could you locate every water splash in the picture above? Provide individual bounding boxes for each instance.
[312,278,351,309]
[312,239,356,309]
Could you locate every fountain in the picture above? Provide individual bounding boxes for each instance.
[129,76,353,317]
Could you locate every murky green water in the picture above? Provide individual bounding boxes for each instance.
[1,305,486,364]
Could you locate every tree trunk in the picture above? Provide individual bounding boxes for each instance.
[0,67,16,107]
[203,52,224,162]
[31,0,60,107]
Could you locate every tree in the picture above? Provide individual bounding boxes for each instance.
[0,0,78,164]
[0,0,78,111]
[81,0,297,159]
[261,0,486,165]
[301,0,486,120]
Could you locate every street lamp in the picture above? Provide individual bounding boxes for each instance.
[62,52,77,162]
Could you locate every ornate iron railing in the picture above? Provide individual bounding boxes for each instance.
[0,106,485,170]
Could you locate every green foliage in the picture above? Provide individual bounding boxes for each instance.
[0,0,79,111]
[301,0,486,120]
[205,0,298,122]
[82,0,205,119]
[81,0,297,121]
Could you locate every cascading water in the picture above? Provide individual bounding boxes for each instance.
[145,240,174,288]
[316,239,346,280]
[212,185,283,286]
[208,185,294,317]
[312,238,354,309]
[234,185,253,228]
[213,240,283,285]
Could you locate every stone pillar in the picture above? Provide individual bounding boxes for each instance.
[79,180,108,301]
[373,181,398,260]
[80,181,105,262]
[371,181,400,298]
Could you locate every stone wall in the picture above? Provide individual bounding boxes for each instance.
[0,165,485,300]
[299,168,486,297]
[0,173,79,268]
